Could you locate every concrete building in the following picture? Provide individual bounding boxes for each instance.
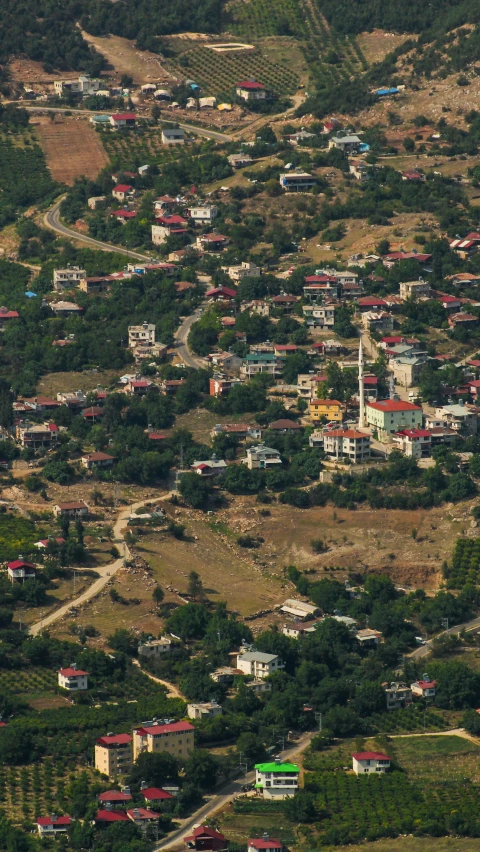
[95,733,133,777]
[37,815,72,837]
[128,322,156,348]
[162,127,185,145]
[236,81,266,101]
[352,752,390,775]
[241,353,282,378]
[279,172,316,192]
[53,266,86,291]
[361,311,394,333]
[399,280,431,301]
[328,135,362,153]
[16,421,59,449]
[391,355,429,388]
[280,599,319,619]
[53,501,88,519]
[236,651,284,679]
[133,720,194,760]
[302,304,336,328]
[187,700,223,720]
[223,261,262,282]
[7,559,36,583]
[187,205,218,224]
[384,682,412,711]
[434,402,477,435]
[365,399,423,441]
[323,429,371,463]
[393,428,431,458]
[138,637,173,658]
[254,760,299,799]
[411,677,436,699]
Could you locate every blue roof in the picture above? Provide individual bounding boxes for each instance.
[375,88,398,96]
[25,291,37,298]
[359,143,370,153]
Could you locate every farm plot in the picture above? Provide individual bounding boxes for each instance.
[0,760,72,824]
[173,45,299,96]
[36,116,109,184]
[0,667,57,697]
[100,128,185,170]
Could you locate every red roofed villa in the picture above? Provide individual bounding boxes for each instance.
[236,80,266,102]
[37,815,72,836]
[58,666,88,691]
[352,752,390,775]
[184,824,229,851]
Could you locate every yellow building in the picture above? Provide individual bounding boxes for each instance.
[95,733,133,778]
[309,399,343,423]
[133,720,194,761]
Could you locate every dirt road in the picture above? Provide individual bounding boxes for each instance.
[29,494,171,636]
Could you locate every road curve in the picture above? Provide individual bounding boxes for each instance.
[174,308,208,370]
[154,730,314,851]
[29,494,171,636]
[44,198,151,261]
[410,614,480,658]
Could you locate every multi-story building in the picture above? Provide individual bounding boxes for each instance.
[53,266,86,291]
[132,720,194,761]
[54,75,100,96]
[95,733,133,777]
[58,666,88,691]
[399,280,431,301]
[128,322,156,348]
[323,429,371,463]
[279,172,316,192]
[187,700,223,720]
[309,399,343,423]
[302,304,336,328]
[223,261,262,282]
[352,752,390,775]
[393,428,432,458]
[187,205,218,224]
[434,402,477,435]
[365,399,423,441]
[241,353,282,378]
[243,445,282,470]
[384,682,412,711]
[411,677,436,699]
[236,80,266,101]
[53,501,88,519]
[236,651,284,679]
[16,422,59,449]
[254,760,299,799]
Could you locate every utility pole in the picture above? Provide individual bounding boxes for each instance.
[73,568,77,596]
[314,712,322,732]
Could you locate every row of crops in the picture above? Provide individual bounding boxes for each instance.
[0,760,68,822]
[100,129,186,170]
[174,45,299,97]
[227,0,367,91]
[444,537,480,588]
[0,667,57,696]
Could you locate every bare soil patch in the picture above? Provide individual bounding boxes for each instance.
[36,116,109,184]
[80,31,174,86]
[357,30,411,65]
[37,369,122,397]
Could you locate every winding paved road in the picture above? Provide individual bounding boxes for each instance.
[174,308,208,370]
[44,198,151,260]
[410,614,480,658]
[154,730,314,851]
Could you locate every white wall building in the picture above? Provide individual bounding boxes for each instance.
[53,266,86,291]
[128,322,156,348]
[236,651,284,679]
[254,760,299,799]
[352,752,390,775]
[58,666,88,691]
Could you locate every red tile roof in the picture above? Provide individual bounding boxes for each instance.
[113,184,133,192]
[37,816,71,827]
[127,808,159,821]
[59,667,88,677]
[413,679,437,689]
[98,790,132,803]
[396,429,431,438]
[367,400,421,413]
[135,720,194,736]
[8,559,35,570]
[237,80,264,89]
[96,733,132,746]
[357,296,387,306]
[111,113,136,120]
[142,787,174,801]
[206,287,237,298]
[249,840,282,850]
[325,429,369,439]
[352,752,390,761]
[96,809,129,822]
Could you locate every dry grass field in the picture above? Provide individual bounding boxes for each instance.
[80,31,174,86]
[35,116,109,183]
[356,30,411,65]
[36,370,122,397]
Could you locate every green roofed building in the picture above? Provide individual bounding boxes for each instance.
[254,759,299,799]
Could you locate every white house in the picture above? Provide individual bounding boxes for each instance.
[37,815,72,836]
[351,752,390,775]
[254,759,299,799]
[162,127,185,145]
[236,81,266,101]
[7,559,36,583]
[243,445,282,470]
[53,266,86,291]
[302,304,336,328]
[222,261,262,282]
[187,205,218,224]
[279,172,316,192]
[248,837,283,852]
[58,666,88,691]
[411,677,436,699]
[236,651,283,679]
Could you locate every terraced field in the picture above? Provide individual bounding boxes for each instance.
[100,129,187,169]
[174,44,299,96]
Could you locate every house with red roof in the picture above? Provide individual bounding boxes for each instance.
[54,501,88,519]
[15,421,59,449]
[352,752,390,775]
[433,292,461,312]
[365,399,423,440]
[196,233,230,252]
[382,251,431,268]
[236,80,266,102]
[141,785,174,804]
[95,809,129,824]
[128,807,159,825]
[58,665,88,691]
[356,295,388,312]
[401,169,425,181]
[393,428,432,458]
[449,238,479,258]
[0,306,19,325]
[34,537,65,550]
[133,720,194,760]
[81,451,115,470]
[411,677,436,698]
[7,559,36,583]
[273,344,298,358]
[124,379,153,396]
[448,311,478,328]
[82,406,104,422]
[112,208,137,223]
[268,418,302,433]
[37,815,72,836]
[205,286,237,301]
[248,838,282,852]
[184,825,229,851]
[112,184,135,202]
[110,113,136,128]
[322,429,371,463]
[98,789,133,807]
